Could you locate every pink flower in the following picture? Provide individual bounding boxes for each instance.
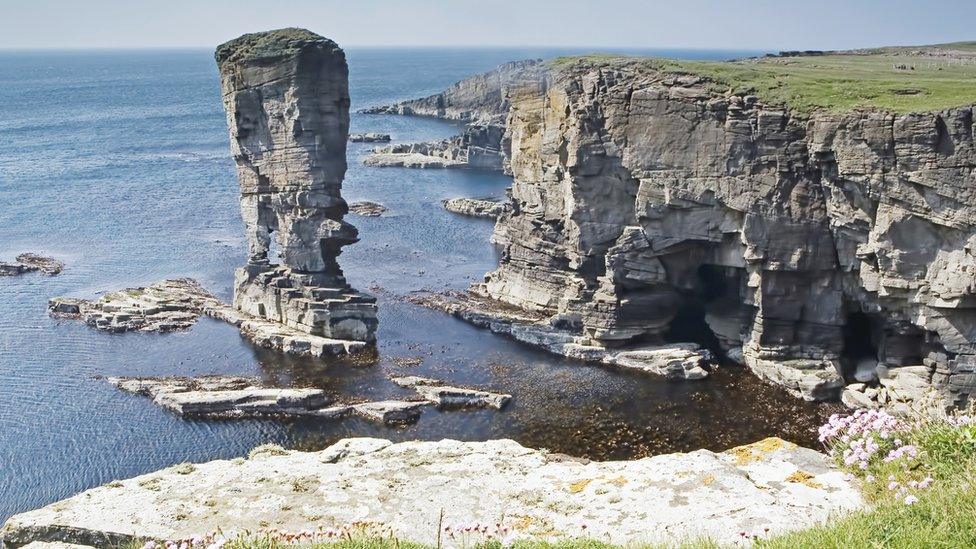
[904,495,919,505]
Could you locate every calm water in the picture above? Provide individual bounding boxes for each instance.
[0,46,837,521]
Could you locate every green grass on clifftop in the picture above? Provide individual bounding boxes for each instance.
[549,42,976,114]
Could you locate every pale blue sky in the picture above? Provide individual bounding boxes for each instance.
[3,0,974,50]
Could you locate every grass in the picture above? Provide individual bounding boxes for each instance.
[548,42,976,114]
[119,414,976,549]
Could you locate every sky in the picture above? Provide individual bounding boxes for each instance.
[2,0,975,51]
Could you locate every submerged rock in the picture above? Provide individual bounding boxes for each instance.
[442,197,510,219]
[0,437,864,547]
[390,376,512,409]
[349,132,391,143]
[348,201,389,217]
[216,28,377,355]
[0,253,63,276]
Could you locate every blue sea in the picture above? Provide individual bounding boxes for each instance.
[0,46,833,520]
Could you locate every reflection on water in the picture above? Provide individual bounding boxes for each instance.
[0,46,835,522]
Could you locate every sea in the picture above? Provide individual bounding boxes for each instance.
[0,46,836,520]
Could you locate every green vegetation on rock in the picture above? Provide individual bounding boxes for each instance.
[550,43,976,114]
[215,28,331,67]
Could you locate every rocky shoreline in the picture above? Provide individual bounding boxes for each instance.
[0,437,862,548]
[49,278,371,356]
[406,290,711,380]
[442,197,510,219]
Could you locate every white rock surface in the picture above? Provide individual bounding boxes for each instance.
[0,437,863,548]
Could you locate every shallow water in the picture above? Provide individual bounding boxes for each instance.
[0,46,838,521]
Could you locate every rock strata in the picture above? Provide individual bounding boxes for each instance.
[216,28,377,355]
[387,54,976,407]
[107,376,334,418]
[106,374,510,425]
[50,279,371,356]
[407,291,711,379]
[0,253,63,276]
[442,197,510,219]
[0,437,863,547]
[362,60,546,174]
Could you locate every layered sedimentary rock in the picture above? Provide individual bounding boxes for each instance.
[106,374,510,425]
[0,437,862,548]
[362,60,546,173]
[215,29,377,353]
[386,55,976,407]
[484,60,976,405]
[48,279,372,355]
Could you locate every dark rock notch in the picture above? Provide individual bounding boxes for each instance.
[216,28,377,352]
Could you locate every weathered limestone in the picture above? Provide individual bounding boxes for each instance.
[386,55,976,406]
[363,125,507,170]
[216,29,377,354]
[0,253,63,276]
[442,197,510,219]
[49,279,371,356]
[0,437,863,548]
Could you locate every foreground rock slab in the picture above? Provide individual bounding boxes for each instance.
[0,253,63,276]
[50,279,369,356]
[391,376,512,409]
[408,291,712,379]
[0,437,863,548]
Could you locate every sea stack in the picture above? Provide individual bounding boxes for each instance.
[215,28,377,351]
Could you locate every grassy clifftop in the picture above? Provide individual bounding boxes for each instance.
[550,42,976,114]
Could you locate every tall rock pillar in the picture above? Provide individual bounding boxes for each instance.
[215,28,377,351]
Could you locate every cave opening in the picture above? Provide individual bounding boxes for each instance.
[663,264,742,354]
[841,311,883,381]
[842,312,881,360]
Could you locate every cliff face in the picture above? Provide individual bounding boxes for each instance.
[480,59,976,404]
[216,29,377,348]
[362,60,546,172]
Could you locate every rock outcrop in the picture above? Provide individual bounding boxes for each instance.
[382,55,976,408]
[362,60,546,173]
[347,201,388,217]
[348,132,390,143]
[442,197,510,219]
[215,29,377,354]
[49,279,371,356]
[106,374,510,425]
[0,253,63,276]
[0,437,863,548]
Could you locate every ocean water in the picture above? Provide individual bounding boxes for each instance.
[0,46,836,521]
